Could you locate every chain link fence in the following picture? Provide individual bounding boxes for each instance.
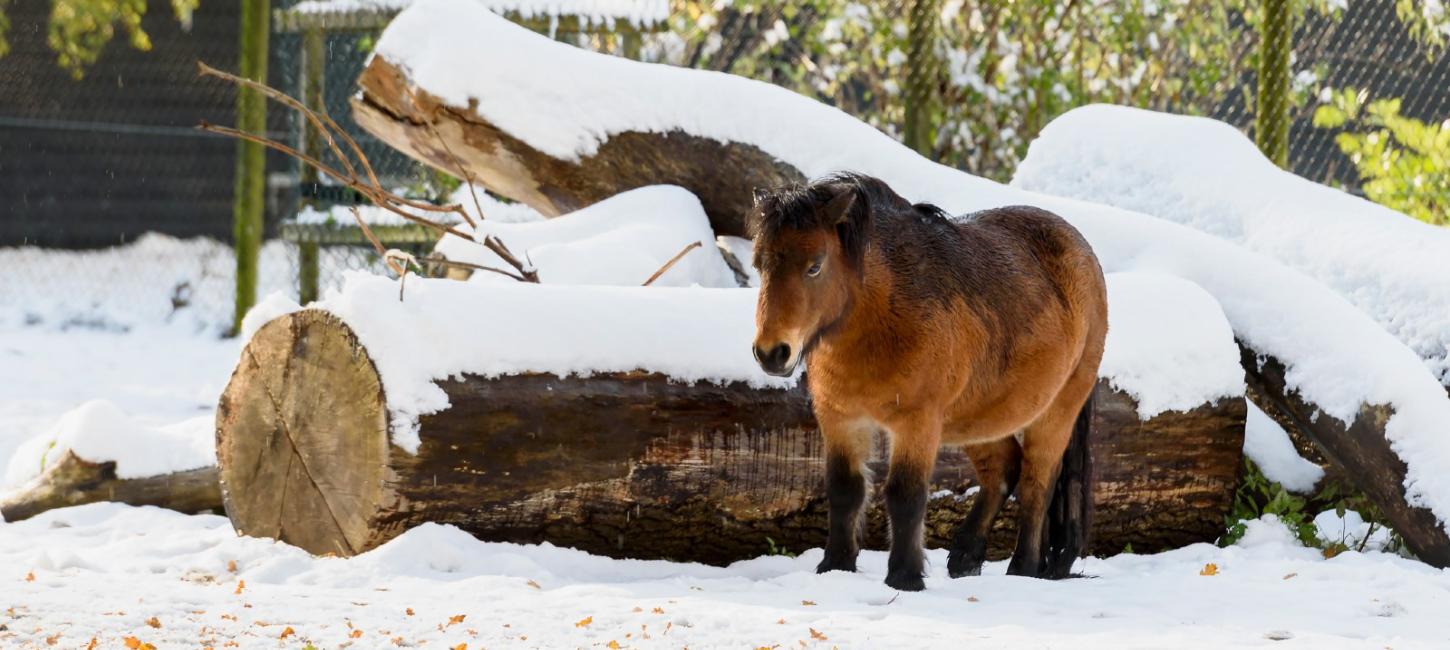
[2,0,1446,334]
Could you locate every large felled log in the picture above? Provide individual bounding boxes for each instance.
[0,452,221,522]
[216,310,1244,562]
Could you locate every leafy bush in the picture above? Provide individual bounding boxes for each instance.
[1314,88,1449,226]
[1222,457,1401,555]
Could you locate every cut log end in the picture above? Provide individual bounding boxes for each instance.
[216,310,389,556]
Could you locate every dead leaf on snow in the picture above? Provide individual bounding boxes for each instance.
[1200,563,1219,576]
[801,600,816,607]
[575,616,593,628]
[448,614,466,626]
[810,628,828,641]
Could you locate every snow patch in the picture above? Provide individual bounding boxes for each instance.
[1101,272,1244,417]
[3,400,215,487]
[1244,403,1325,493]
[1013,104,1450,387]
[435,185,738,288]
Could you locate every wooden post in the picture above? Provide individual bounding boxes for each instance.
[904,0,941,157]
[1255,0,1292,167]
[232,0,270,334]
[298,25,325,304]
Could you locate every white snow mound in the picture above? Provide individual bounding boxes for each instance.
[1013,104,1450,387]
[3,400,216,488]
[435,185,738,288]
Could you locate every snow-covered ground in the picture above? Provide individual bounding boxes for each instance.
[0,243,1443,648]
[2,503,1447,649]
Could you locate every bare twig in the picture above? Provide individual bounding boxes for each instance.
[642,241,704,287]
[197,59,539,283]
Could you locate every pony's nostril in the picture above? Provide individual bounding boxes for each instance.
[752,346,765,364]
[770,343,791,366]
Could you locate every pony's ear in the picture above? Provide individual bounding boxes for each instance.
[819,188,857,226]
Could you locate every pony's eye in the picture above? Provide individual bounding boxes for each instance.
[806,261,823,277]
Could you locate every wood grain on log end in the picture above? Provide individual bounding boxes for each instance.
[352,56,805,237]
[216,310,389,557]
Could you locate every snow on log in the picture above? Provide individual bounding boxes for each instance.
[1013,105,1450,392]
[217,306,1244,561]
[351,0,1450,566]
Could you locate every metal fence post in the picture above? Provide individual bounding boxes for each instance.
[904,0,941,157]
[1255,0,1292,168]
[232,0,270,334]
[298,25,325,305]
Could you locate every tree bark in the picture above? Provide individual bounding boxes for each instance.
[216,310,1245,562]
[0,452,221,522]
[351,57,805,239]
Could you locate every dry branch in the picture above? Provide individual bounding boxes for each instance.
[195,60,538,284]
[642,241,704,286]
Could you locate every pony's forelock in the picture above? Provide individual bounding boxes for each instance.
[753,172,904,270]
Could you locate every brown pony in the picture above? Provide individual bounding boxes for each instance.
[750,172,1107,591]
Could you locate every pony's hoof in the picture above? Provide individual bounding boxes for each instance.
[815,557,857,574]
[884,571,925,592]
[946,559,982,578]
[1005,558,1040,578]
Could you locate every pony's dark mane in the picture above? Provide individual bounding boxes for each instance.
[752,172,941,271]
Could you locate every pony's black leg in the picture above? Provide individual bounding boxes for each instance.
[817,450,867,573]
[1008,419,1073,578]
[948,437,1022,578]
[884,465,929,591]
[882,416,940,592]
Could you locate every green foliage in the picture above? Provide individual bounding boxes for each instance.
[1221,458,1400,554]
[0,0,199,78]
[1314,89,1450,226]
[764,536,797,558]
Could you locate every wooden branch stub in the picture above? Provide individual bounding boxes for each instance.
[0,452,221,522]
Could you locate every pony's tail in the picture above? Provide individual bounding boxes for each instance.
[1043,393,1094,579]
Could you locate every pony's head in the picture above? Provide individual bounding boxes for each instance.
[748,174,874,376]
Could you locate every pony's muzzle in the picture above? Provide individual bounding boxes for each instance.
[753,342,795,376]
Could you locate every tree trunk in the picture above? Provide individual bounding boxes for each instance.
[216,310,1245,562]
[1242,346,1450,566]
[0,452,221,522]
[351,57,804,239]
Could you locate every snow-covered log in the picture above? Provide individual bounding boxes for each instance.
[0,452,220,522]
[350,0,1450,566]
[218,303,1244,560]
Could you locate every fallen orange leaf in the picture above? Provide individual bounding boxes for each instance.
[967,596,980,602]
[800,600,816,607]
[44,632,60,645]
[145,617,160,629]
[607,642,620,649]
[234,580,246,595]
[575,616,593,628]
[776,619,786,625]
[526,579,541,589]
[350,629,364,638]
[652,607,664,615]
[452,644,468,650]
[85,638,98,650]
[227,560,238,573]
[25,571,35,582]
[448,614,466,626]
[1200,563,1219,576]
[810,628,828,641]
[1283,573,1298,580]
[405,608,415,616]
[280,626,295,639]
